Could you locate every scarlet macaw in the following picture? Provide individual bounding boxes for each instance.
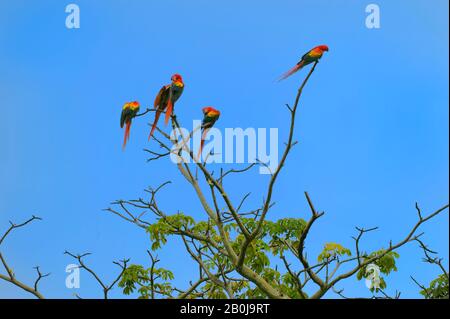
[120,101,140,150]
[149,74,184,139]
[279,45,329,81]
[197,106,220,159]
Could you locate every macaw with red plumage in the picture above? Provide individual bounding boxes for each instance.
[279,45,329,81]
[197,106,220,159]
[120,101,140,150]
[149,74,184,139]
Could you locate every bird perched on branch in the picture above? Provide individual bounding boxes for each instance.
[197,106,220,159]
[149,74,184,139]
[279,45,329,81]
[120,101,140,150]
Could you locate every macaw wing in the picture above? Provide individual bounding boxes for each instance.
[120,106,134,128]
[301,51,310,62]
[303,47,323,63]
[154,85,170,110]
[153,86,165,108]
[171,85,184,103]
[201,115,216,129]
[302,51,318,64]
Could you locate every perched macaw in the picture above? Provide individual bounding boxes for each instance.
[279,45,329,81]
[120,101,140,150]
[197,106,220,159]
[149,74,184,139]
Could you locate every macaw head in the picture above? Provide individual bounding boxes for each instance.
[202,106,220,117]
[123,101,140,110]
[130,101,140,109]
[318,45,329,52]
[171,74,183,84]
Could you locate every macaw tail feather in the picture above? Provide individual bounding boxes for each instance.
[278,61,304,81]
[197,129,209,160]
[149,111,161,140]
[123,121,132,150]
[164,99,173,125]
[197,139,205,160]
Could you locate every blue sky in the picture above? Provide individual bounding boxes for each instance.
[0,0,448,298]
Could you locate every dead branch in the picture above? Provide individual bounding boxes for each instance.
[64,251,129,299]
[0,216,47,299]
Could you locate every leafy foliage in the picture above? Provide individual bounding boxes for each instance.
[356,249,400,292]
[119,264,174,299]
[125,214,312,298]
[420,274,449,299]
[318,243,351,262]
[147,213,195,250]
[119,208,447,299]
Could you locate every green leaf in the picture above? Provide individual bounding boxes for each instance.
[318,242,351,262]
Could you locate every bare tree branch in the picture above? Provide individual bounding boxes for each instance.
[0,216,47,299]
[64,251,129,299]
[310,203,449,299]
